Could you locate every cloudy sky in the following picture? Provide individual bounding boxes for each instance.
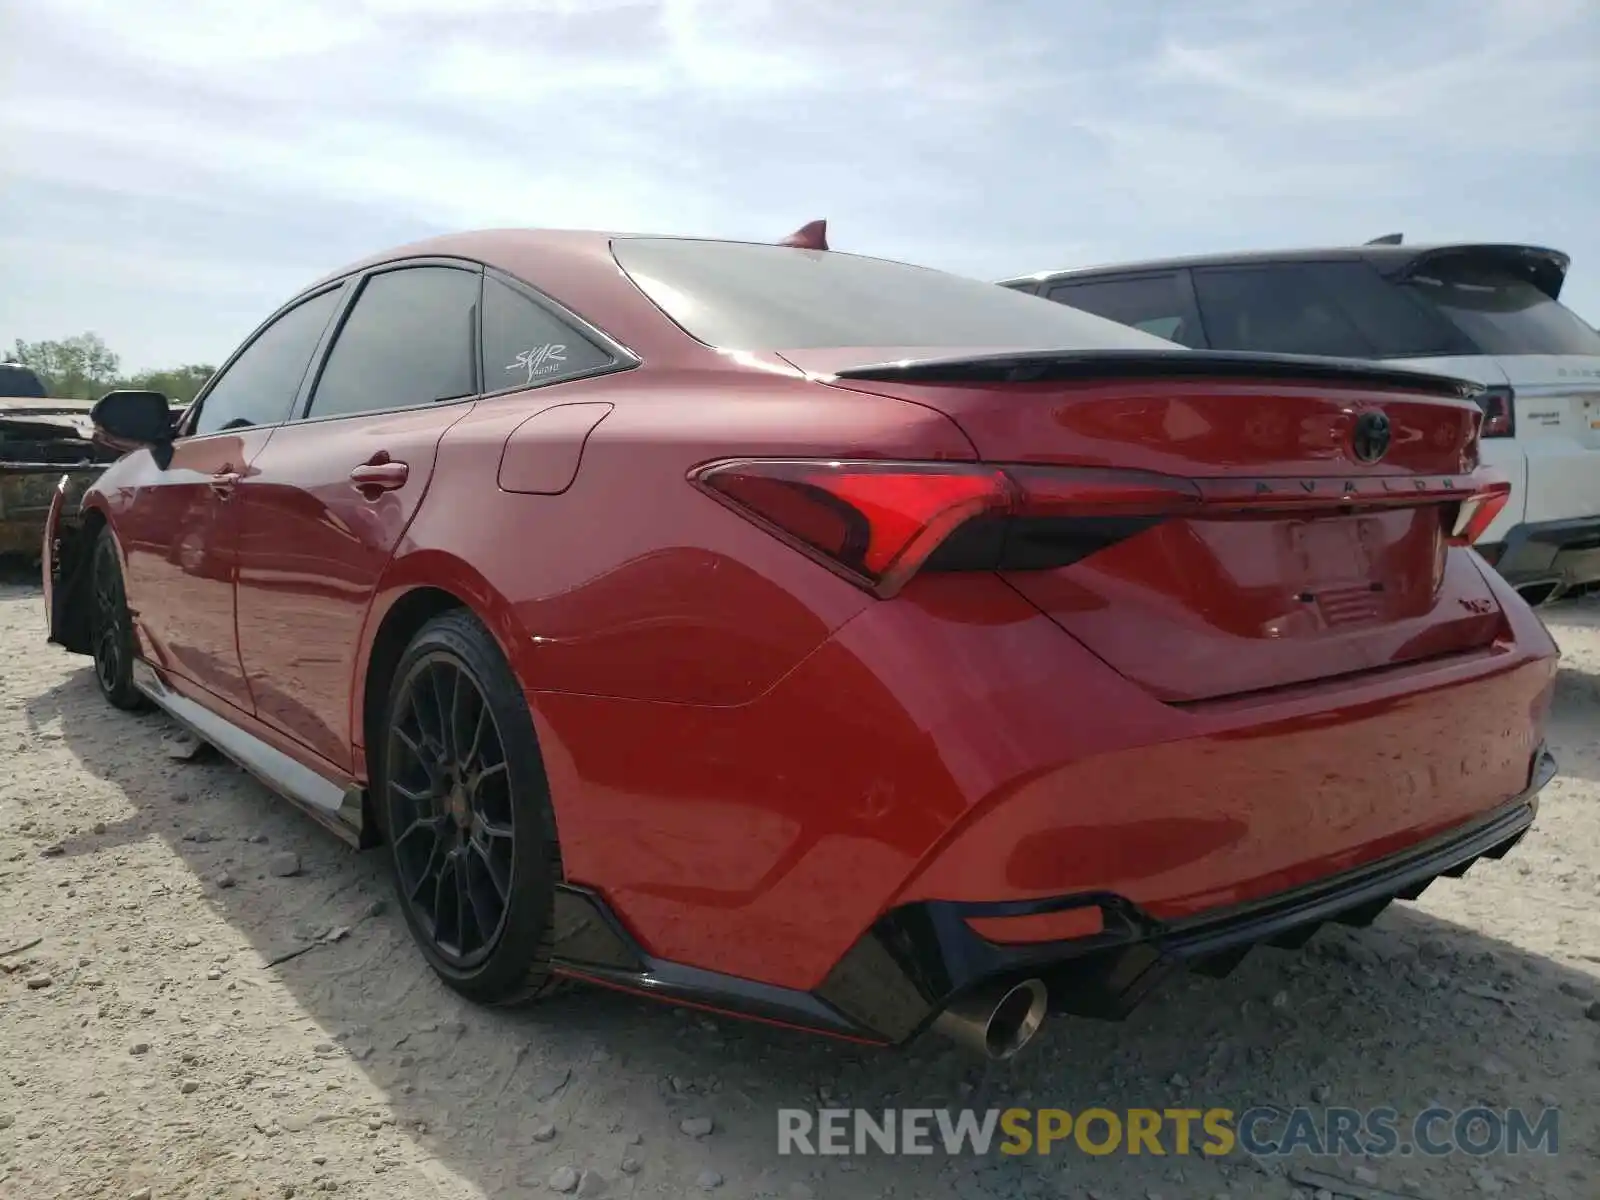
[2,0,1596,371]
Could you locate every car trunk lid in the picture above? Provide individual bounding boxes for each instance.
[785,347,1510,703]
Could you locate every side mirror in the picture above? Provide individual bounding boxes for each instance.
[91,389,173,448]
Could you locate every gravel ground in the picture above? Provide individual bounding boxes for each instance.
[1,564,1597,1200]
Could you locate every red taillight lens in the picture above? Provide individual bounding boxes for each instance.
[1450,478,1512,546]
[691,459,1206,597]
[692,460,1014,596]
[1474,385,1515,438]
[1005,465,1202,518]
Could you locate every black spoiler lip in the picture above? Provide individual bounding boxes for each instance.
[828,349,1486,400]
[1386,243,1570,302]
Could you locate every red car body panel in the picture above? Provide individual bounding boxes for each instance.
[114,428,275,711]
[234,403,473,769]
[43,229,1559,1042]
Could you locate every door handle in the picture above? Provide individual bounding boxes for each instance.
[208,469,241,498]
[349,461,410,492]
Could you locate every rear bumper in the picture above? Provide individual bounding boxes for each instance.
[549,745,1554,1044]
[538,562,1559,1005]
[821,746,1552,1041]
[1478,515,1600,596]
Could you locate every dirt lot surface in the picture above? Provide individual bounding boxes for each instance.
[2,565,1597,1200]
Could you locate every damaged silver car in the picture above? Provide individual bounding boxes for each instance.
[0,364,192,560]
[0,364,118,559]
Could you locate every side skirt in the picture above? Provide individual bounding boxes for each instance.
[132,659,367,848]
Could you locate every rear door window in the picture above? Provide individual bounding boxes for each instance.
[306,265,480,421]
[480,275,616,393]
[1403,261,1600,356]
[1046,274,1206,348]
[1193,265,1377,358]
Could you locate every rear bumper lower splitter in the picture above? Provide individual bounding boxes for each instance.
[549,745,1555,1047]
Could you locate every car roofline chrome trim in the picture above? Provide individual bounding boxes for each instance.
[132,659,365,846]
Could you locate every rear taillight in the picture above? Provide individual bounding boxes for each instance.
[692,459,1009,596]
[693,459,1510,599]
[1449,478,1512,546]
[1474,385,1515,438]
[691,459,1199,597]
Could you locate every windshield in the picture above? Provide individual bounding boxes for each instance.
[1404,260,1600,356]
[611,237,1177,353]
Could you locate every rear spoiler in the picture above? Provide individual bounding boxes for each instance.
[829,349,1485,400]
[1383,243,1570,301]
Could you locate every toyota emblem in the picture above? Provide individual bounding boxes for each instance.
[1351,409,1392,464]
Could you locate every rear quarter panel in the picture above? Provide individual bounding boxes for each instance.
[369,366,980,937]
[1492,354,1600,527]
[386,366,977,709]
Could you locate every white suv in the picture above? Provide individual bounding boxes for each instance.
[999,241,1600,605]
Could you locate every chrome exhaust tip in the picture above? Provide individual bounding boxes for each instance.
[931,978,1048,1060]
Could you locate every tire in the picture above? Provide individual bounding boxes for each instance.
[376,608,566,1005]
[88,526,147,711]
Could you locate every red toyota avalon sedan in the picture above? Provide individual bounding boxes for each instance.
[43,225,1558,1058]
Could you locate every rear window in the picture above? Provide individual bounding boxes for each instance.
[1192,262,1476,360]
[610,238,1176,352]
[1403,261,1600,356]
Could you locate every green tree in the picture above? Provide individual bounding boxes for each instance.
[124,364,216,406]
[5,334,216,405]
[10,333,121,400]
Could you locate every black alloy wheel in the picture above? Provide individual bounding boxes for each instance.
[89,527,146,710]
[387,651,516,965]
[380,609,565,1004]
